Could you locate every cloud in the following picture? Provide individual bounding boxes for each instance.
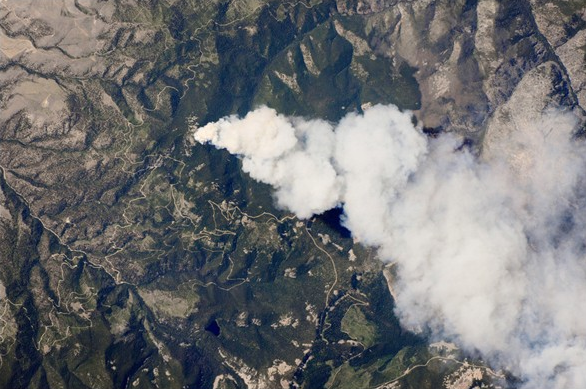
[193,104,586,388]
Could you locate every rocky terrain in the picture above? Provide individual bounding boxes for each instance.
[0,0,584,388]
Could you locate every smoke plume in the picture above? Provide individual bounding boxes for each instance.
[193,104,586,388]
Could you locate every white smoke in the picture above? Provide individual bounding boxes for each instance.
[194,106,342,218]
[193,104,586,388]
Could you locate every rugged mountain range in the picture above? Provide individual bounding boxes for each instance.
[0,0,584,388]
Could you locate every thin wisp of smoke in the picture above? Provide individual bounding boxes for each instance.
[193,105,586,388]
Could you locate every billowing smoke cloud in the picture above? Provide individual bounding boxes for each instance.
[193,104,586,388]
